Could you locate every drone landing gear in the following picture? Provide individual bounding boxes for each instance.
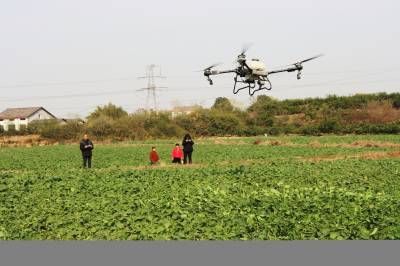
[233,77,255,95]
[250,78,272,96]
[233,75,272,96]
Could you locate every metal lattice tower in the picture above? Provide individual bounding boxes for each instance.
[137,64,166,111]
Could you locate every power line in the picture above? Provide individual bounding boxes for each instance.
[0,88,139,102]
[1,67,399,106]
[0,66,399,89]
[0,85,217,103]
[271,68,400,91]
[1,79,398,104]
[277,78,400,93]
[271,66,400,76]
[0,77,138,89]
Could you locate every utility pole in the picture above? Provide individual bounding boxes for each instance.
[137,64,167,111]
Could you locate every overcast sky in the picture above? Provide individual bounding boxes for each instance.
[0,0,399,118]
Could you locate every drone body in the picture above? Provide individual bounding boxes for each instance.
[203,47,322,96]
[245,59,268,76]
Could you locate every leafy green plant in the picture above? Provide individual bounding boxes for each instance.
[0,135,399,240]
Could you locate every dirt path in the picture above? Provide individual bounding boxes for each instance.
[2,149,399,175]
[92,150,400,172]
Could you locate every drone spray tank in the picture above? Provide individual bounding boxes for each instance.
[247,59,268,76]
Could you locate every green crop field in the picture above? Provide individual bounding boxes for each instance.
[0,135,399,240]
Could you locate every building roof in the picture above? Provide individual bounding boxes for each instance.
[0,107,56,120]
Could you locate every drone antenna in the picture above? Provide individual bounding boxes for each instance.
[137,64,167,111]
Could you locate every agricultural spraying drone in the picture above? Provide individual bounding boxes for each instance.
[202,45,323,96]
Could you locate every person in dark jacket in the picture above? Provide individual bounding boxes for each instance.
[80,134,94,168]
[182,133,194,164]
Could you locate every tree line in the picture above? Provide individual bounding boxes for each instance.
[1,92,400,140]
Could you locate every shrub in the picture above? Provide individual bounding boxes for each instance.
[86,115,115,139]
[60,121,85,140]
[87,103,128,120]
[300,125,321,136]
[393,95,400,109]
[27,119,63,139]
[319,120,339,133]
[267,127,282,136]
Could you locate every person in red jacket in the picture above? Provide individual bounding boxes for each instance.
[149,147,159,165]
[171,143,183,164]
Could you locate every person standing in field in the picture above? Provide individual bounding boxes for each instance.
[182,134,194,164]
[80,133,94,168]
[149,146,160,165]
[171,143,183,164]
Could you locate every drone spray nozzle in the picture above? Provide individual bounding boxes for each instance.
[297,70,302,80]
[205,75,213,85]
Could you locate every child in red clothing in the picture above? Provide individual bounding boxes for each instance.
[171,143,183,164]
[149,147,159,165]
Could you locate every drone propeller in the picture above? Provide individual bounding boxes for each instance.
[271,54,324,69]
[204,63,222,71]
[240,43,253,55]
[196,62,222,72]
[296,54,324,65]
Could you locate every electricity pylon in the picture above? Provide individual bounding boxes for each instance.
[137,64,167,111]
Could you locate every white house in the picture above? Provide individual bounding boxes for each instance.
[58,118,86,125]
[170,106,201,119]
[0,107,57,131]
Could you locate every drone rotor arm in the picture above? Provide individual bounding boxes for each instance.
[267,66,299,75]
[205,69,237,76]
[216,69,237,75]
[267,54,322,76]
[204,68,237,86]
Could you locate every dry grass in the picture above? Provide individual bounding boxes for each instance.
[299,151,400,162]
[255,140,400,149]
[0,135,59,147]
[342,101,400,124]
[213,139,229,145]
[308,140,400,149]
